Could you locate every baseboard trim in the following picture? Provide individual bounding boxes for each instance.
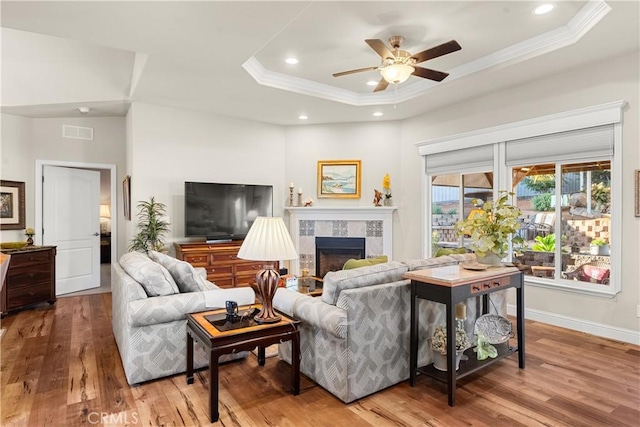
[506,304,640,345]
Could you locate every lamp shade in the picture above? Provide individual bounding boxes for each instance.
[100,204,111,218]
[237,217,298,262]
[380,63,415,84]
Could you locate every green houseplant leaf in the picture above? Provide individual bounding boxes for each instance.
[129,196,170,253]
[454,191,523,258]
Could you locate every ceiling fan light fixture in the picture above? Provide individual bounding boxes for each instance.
[380,63,415,85]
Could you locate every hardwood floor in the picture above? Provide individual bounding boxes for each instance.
[1,294,638,426]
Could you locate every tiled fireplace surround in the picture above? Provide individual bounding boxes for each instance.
[285,207,396,276]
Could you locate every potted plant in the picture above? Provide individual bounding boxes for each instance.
[454,191,524,265]
[430,322,470,371]
[129,196,170,253]
[590,238,609,256]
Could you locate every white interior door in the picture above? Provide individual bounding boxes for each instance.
[43,166,101,295]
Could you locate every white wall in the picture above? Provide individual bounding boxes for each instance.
[0,114,33,243]
[1,114,126,244]
[126,103,286,255]
[401,52,640,336]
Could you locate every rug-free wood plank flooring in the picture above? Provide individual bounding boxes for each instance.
[1,293,638,426]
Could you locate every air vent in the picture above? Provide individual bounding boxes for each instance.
[62,125,94,140]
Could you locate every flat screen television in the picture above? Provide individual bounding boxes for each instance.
[184,182,273,241]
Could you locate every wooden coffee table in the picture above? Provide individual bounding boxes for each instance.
[186,304,301,422]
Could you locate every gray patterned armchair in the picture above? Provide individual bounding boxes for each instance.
[112,255,255,385]
[273,254,506,403]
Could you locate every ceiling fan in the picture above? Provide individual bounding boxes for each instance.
[333,36,461,92]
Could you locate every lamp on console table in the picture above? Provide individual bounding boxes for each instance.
[238,216,298,323]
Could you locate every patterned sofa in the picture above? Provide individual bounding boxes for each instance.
[112,251,255,385]
[272,254,507,403]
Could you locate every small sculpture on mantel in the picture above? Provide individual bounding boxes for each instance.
[373,189,383,207]
[303,198,314,207]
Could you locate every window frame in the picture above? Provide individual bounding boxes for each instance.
[418,101,624,298]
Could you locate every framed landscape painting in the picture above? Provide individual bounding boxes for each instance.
[0,180,26,230]
[317,160,361,199]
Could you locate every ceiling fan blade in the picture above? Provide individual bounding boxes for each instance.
[412,66,449,82]
[373,79,389,92]
[365,39,395,59]
[411,40,461,64]
[333,66,379,78]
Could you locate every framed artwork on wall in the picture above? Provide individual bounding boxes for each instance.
[123,175,131,220]
[0,180,26,230]
[317,160,361,199]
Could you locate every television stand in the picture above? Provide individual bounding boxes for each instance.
[205,239,232,244]
[174,241,263,289]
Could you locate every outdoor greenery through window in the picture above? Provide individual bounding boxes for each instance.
[431,172,494,253]
[511,161,612,287]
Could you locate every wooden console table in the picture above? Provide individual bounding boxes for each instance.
[404,265,524,406]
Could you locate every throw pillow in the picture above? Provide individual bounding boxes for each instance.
[119,251,180,297]
[342,255,388,270]
[434,247,467,257]
[148,250,211,293]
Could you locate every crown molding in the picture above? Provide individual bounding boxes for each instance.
[243,0,611,107]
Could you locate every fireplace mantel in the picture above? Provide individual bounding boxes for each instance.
[285,206,397,275]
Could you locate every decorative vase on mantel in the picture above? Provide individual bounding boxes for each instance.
[383,196,392,207]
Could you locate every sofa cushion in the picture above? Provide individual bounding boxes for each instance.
[433,247,467,257]
[119,251,179,297]
[148,250,217,293]
[342,255,388,270]
[321,261,408,306]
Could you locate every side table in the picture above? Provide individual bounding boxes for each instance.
[404,265,524,406]
[186,304,301,422]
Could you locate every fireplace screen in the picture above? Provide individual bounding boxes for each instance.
[315,237,365,277]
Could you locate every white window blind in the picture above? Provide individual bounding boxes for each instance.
[506,124,613,166]
[425,145,494,174]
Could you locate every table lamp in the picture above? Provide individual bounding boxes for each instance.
[237,216,298,323]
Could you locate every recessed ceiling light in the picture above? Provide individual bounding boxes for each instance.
[366,80,378,86]
[298,115,308,120]
[373,112,383,117]
[533,4,554,15]
[285,57,299,65]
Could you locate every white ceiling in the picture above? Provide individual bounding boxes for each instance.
[1,1,638,125]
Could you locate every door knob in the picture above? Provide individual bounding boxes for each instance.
[93,232,100,236]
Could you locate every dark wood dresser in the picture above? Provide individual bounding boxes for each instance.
[1,246,56,317]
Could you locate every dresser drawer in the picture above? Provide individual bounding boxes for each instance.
[183,253,211,267]
[470,276,511,294]
[209,265,233,276]
[236,262,265,273]
[212,249,240,263]
[8,250,52,269]
[209,277,234,288]
[7,282,52,310]
[6,264,52,287]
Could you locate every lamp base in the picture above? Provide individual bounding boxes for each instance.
[253,266,281,324]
